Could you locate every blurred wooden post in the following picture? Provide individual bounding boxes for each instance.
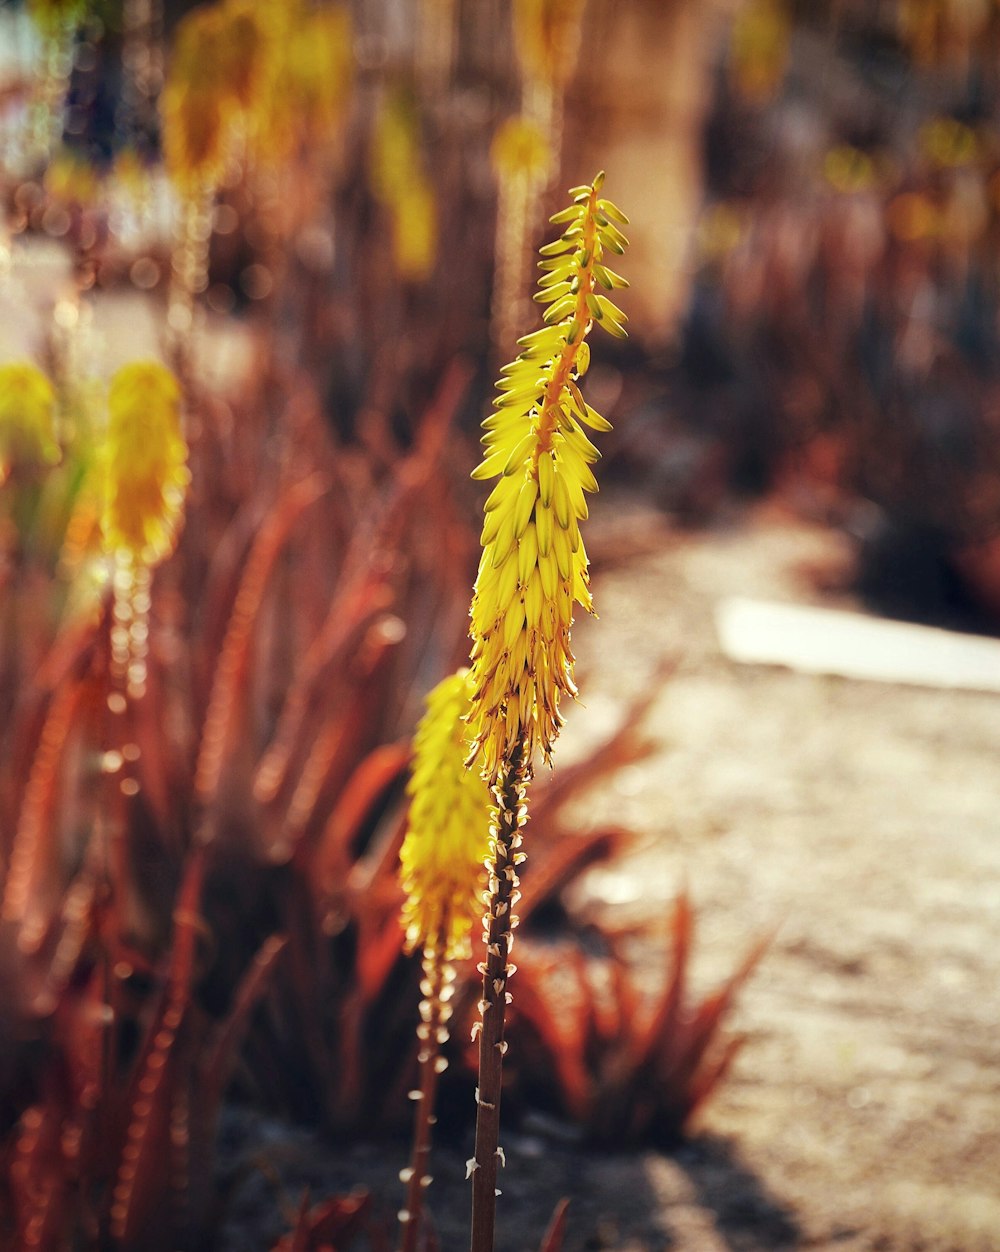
[567,0,737,344]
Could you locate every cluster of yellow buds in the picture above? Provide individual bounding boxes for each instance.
[0,363,59,485]
[398,669,494,960]
[512,0,586,97]
[161,0,353,195]
[100,362,189,567]
[371,89,438,282]
[468,172,628,779]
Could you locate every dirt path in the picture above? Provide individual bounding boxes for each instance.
[555,497,1000,1250]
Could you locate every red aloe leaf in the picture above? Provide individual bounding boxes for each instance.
[354,912,406,1006]
[263,619,405,860]
[603,949,640,1053]
[518,827,630,925]
[257,364,468,818]
[107,851,206,1246]
[659,931,769,1095]
[272,1190,371,1252]
[194,474,328,819]
[681,1035,747,1127]
[538,1197,571,1252]
[632,891,693,1073]
[281,1189,314,1252]
[2,676,90,951]
[253,568,394,808]
[311,741,410,899]
[203,933,289,1102]
[510,945,593,1122]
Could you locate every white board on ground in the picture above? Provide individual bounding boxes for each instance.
[715,596,1000,693]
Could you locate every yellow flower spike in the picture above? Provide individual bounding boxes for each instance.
[399,669,493,961]
[44,148,100,207]
[161,6,238,195]
[490,116,553,185]
[248,4,353,167]
[27,0,86,36]
[468,174,628,780]
[371,88,438,282]
[101,362,189,566]
[512,0,586,94]
[0,363,59,484]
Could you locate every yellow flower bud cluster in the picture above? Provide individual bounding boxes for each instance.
[100,362,189,566]
[490,116,552,186]
[27,0,85,37]
[161,0,353,194]
[0,363,59,485]
[512,0,586,94]
[468,173,628,779]
[399,669,493,960]
[371,89,438,282]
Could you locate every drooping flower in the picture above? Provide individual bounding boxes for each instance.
[490,116,552,185]
[100,362,189,566]
[512,0,586,94]
[249,3,354,167]
[160,6,239,196]
[468,172,629,779]
[399,669,493,960]
[371,89,438,282]
[0,362,59,484]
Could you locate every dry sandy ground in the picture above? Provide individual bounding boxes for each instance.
[222,498,999,1252]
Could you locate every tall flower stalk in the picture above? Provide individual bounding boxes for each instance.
[397,669,492,1252]
[466,172,628,1252]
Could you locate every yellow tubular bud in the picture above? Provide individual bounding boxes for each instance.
[100,362,189,566]
[0,363,59,483]
[468,174,628,778]
[399,669,494,960]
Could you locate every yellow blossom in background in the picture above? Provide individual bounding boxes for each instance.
[27,0,86,36]
[728,0,790,103]
[100,362,189,565]
[512,0,585,93]
[919,116,979,168]
[44,148,100,207]
[399,669,493,960]
[371,89,438,282]
[160,6,238,195]
[0,363,59,484]
[490,116,552,185]
[250,4,353,166]
[468,173,629,779]
[823,145,877,195]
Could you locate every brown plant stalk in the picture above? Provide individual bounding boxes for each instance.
[468,741,527,1252]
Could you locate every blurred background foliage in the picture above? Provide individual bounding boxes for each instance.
[3,0,1000,1247]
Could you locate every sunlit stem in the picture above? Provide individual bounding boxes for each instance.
[166,187,213,371]
[523,80,560,179]
[491,169,542,360]
[399,940,455,1252]
[469,741,527,1252]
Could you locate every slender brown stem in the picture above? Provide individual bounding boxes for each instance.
[469,741,528,1252]
[399,942,453,1252]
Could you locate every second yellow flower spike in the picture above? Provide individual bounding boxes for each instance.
[100,361,189,566]
[399,669,493,960]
